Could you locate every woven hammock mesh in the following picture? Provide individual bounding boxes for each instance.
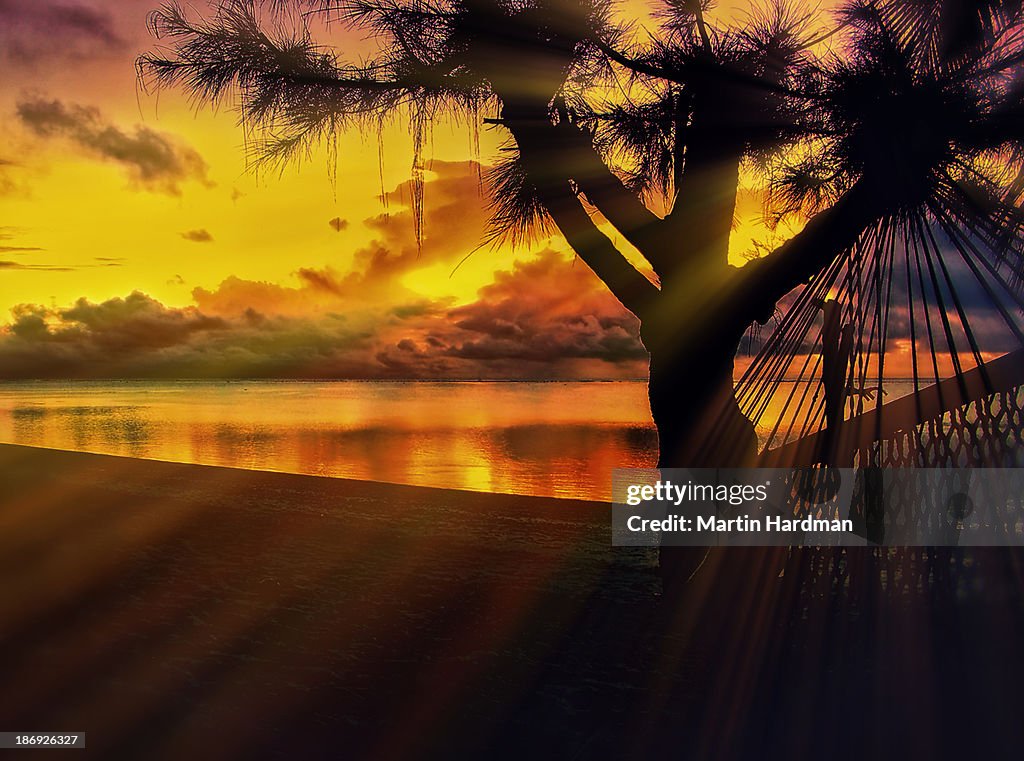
[724,193,1024,599]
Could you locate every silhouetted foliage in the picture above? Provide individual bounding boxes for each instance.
[142,0,1024,468]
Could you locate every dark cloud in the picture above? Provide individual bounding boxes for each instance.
[328,217,348,232]
[0,260,73,271]
[385,249,646,367]
[0,292,380,379]
[0,253,124,271]
[737,238,1023,371]
[181,229,213,243]
[0,1,125,66]
[0,248,649,380]
[296,267,344,296]
[55,292,227,351]
[391,302,446,320]
[16,98,211,195]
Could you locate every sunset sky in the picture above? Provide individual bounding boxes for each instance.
[0,0,859,380]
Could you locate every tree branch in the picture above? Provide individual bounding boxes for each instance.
[737,179,881,323]
[501,114,659,316]
[490,114,667,278]
[595,41,818,101]
[551,120,667,268]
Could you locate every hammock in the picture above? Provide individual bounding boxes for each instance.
[760,348,1024,467]
[725,209,1024,601]
[735,207,1024,468]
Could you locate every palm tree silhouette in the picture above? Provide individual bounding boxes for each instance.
[140,0,1024,484]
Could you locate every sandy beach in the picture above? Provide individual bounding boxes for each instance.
[2,444,1024,760]
[0,444,671,759]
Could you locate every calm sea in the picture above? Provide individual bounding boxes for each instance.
[0,381,659,501]
[0,380,915,500]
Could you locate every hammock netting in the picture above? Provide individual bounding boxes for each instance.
[723,174,1024,602]
[736,190,1024,467]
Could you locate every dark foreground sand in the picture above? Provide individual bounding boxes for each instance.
[2,444,1023,760]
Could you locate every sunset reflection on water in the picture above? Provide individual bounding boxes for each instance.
[0,381,659,501]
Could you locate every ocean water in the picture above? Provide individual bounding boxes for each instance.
[0,381,659,501]
[0,380,917,500]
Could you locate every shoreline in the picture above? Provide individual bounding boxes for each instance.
[0,441,612,510]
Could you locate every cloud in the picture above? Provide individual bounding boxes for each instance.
[181,229,213,243]
[286,163,493,302]
[56,292,227,350]
[190,163,494,316]
[0,291,378,379]
[0,158,27,197]
[0,1,125,66]
[0,247,649,380]
[0,228,47,257]
[375,249,647,372]
[0,260,73,271]
[0,251,124,272]
[368,160,488,256]
[16,98,211,195]
[735,241,1024,379]
[193,274,341,319]
[296,267,343,295]
[328,217,348,232]
[0,162,650,379]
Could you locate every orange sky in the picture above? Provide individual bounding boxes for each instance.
[0,0,842,379]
